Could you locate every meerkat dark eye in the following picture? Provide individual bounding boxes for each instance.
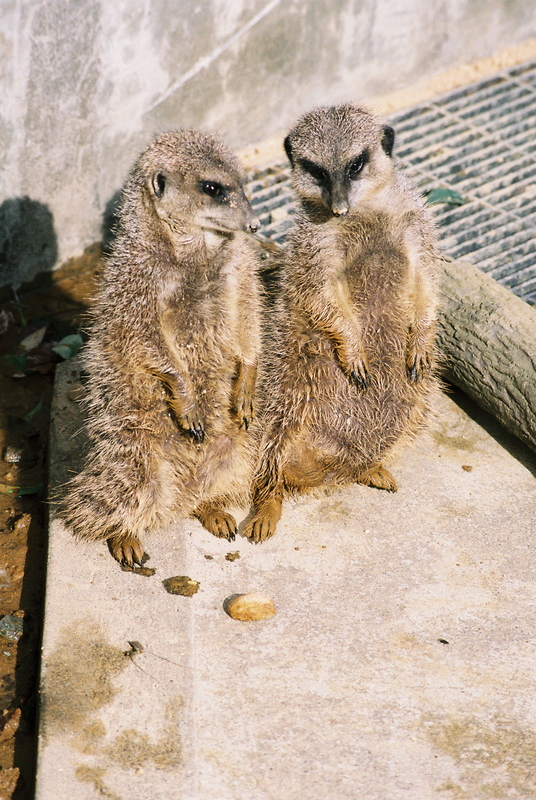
[347,152,369,181]
[152,172,166,199]
[299,159,330,186]
[200,181,227,202]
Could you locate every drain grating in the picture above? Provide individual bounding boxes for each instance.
[245,59,536,305]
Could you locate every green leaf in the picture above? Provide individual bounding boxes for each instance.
[51,333,84,360]
[17,484,43,497]
[51,344,73,360]
[425,187,465,206]
[2,354,28,372]
[0,483,43,497]
[23,396,45,423]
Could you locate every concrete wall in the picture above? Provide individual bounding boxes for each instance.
[1,0,535,286]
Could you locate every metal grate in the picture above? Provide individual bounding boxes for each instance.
[245,59,536,305]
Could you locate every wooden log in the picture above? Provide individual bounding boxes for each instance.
[437,257,536,454]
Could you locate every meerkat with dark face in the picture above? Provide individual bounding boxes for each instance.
[244,104,440,543]
[58,130,262,566]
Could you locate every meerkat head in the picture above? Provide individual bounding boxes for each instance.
[284,105,395,219]
[133,130,259,242]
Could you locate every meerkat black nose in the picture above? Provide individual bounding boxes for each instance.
[332,204,349,217]
[247,216,260,233]
[330,181,349,217]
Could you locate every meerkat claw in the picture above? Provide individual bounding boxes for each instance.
[350,368,370,391]
[407,352,431,383]
[189,424,205,443]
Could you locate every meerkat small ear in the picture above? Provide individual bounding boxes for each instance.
[284,136,294,166]
[381,126,395,157]
[151,171,166,199]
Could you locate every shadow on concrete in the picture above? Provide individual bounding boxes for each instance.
[0,220,102,799]
[0,198,58,289]
[101,190,122,254]
[446,384,536,478]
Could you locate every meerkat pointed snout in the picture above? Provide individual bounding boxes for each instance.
[284,105,396,219]
[58,129,263,567]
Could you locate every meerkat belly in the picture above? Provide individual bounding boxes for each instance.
[297,309,418,468]
[194,428,254,499]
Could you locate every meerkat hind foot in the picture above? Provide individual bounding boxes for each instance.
[107,534,146,567]
[244,498,283,544]
[194,503,237,541]
[356,465,398,493]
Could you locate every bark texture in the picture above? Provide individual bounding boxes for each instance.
[437,257,536,454]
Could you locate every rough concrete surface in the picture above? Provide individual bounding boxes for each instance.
[36,361,536,800]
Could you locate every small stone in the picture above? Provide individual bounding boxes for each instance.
[0,615,24,642]
[224,592,276,621]
[462,464,473,472]
[225,551,240,562]
[13,514,31,533]
[162,576,200,596]
[3,446,23,464]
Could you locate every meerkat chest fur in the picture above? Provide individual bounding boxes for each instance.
[165,235,250,345]
[290,210,413,326]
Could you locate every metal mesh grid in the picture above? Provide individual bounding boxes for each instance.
[245,59,536,305]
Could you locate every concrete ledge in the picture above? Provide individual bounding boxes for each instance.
[37,361,536,799]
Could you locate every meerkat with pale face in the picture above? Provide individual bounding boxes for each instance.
[59,130,262,566]
[245,104,440,542]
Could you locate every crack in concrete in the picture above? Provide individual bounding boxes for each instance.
[146,0,284,112]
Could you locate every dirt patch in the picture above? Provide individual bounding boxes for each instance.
[425,712,536,799]
[41,621,126,739]
[0,244,102,798]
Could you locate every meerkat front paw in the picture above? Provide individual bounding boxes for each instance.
[336,343,370,390]
[233,384,255,430]
[231,361,257,430]
[349,357,370,391]
[194,503,237,541]
[154,368,206,442]
[175,404,205,442]
[405,347,432,383]
[108,534,146,567]
[170,401,205,443]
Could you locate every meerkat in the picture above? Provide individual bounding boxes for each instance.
[244,104,440,543]
[58,129,262,566]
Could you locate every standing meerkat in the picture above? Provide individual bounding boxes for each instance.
[244,104,440,543]
[59,130,262,566]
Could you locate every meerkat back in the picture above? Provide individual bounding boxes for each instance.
[245,105,440,543]
[59,130,263,566]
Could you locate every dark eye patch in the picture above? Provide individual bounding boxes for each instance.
[299,159,330,186]
[199,181,228,202]
[347,151,369,180]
